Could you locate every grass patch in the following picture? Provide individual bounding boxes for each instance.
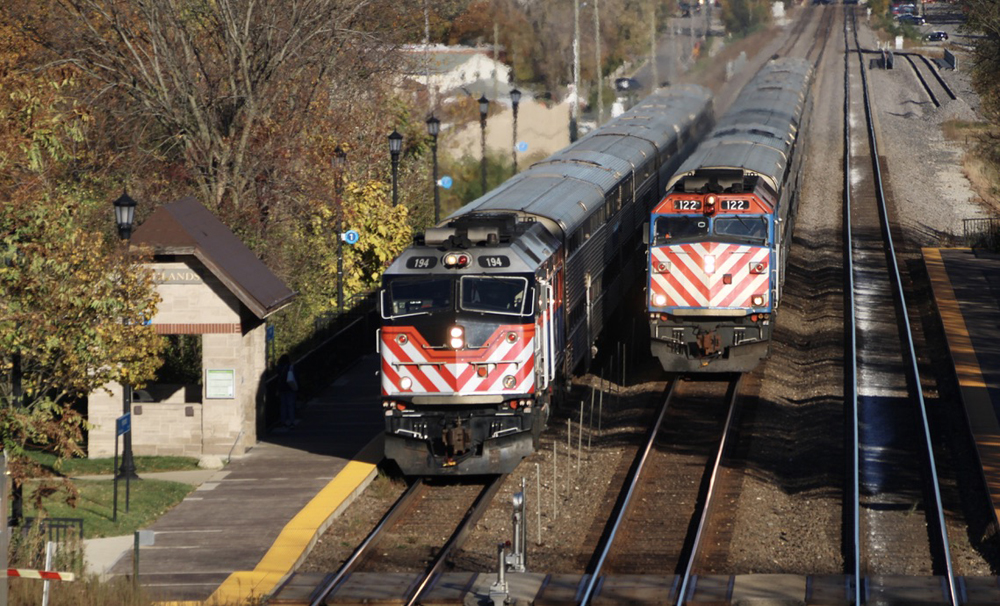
[941,120,1000,210]
[24,478,194,538]
[25,451,202,476]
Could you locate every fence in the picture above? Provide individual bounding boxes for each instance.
[262,290,379,432]
[21,517,84,544]
[963,217,1000,252]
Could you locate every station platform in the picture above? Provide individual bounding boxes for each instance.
[105,353,383,605]
[924,248,1000,525]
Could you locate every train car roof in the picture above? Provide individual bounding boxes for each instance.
[667,58,811,192]
[447,84,713,238]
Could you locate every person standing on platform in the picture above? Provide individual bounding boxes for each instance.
[276,354,298,429]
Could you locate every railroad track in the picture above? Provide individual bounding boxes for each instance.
[270,476,504,605]
[578,376,742,604]
[844,7,957,604]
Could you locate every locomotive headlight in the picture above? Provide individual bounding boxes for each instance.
[503,375,517,389]
[656,261,670,273]
[653,294,668,306]
[449,325,465,349]
[704,255,716,274]
[400,376,413,390]
[752,294,765,306]
[396,334,409,345]
[506,331,518,344]
[444,253,471,268]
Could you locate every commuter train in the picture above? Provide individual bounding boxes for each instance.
[379,85,714,475]
[647,58,814,372]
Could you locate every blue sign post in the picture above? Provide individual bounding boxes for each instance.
[114,413,132,521]
[438,176,453,190]
[342,229,360,245]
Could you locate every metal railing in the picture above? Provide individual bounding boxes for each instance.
[21,517,84,544]
[963,217,1000,252]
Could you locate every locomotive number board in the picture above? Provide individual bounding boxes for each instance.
[672,199,702,211]
[478,255,511,268]
[406,256,438,269]
[720,199,752,211]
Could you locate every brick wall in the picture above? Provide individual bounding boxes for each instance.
[87,258,265,460]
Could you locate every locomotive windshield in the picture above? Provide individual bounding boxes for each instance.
[654,216,709,244]
[386,277,452,317]
[713,216,768,243]
[460,276,530,316]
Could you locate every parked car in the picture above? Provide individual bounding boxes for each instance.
[925,30,949,41]
[897,14,926,25]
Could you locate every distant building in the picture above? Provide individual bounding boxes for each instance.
[400,45,513,103]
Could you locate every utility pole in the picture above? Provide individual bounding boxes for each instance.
[571,0,580,142]
[493,20,500,101]
[651,0,658,89]
[424,0,433,108]
[594,0,603,125]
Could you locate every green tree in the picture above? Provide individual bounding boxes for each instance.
[963,0,1000,125]
[1,199,164,506]
[720,0,772,38]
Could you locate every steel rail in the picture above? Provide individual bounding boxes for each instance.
[916,54,957,101]
[308,479,426,606]
[577,380,677,606]
[903,55,940,108]
[403,475,506,606]
[843,7,862,606]
[851,13,959,606]
[675,375,742,606]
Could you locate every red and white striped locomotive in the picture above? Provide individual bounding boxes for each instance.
[380,85,714,475]
[648,58,814,373]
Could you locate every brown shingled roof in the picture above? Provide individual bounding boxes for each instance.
[133,197,296,319]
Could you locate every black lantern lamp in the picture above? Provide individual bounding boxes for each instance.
[388,129,403,207]
[426,115,441,224]
[111,190,139,484]
[113,190,138,240]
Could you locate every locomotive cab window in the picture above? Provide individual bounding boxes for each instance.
[460,276,531,316]
[386,277,452,317]
[654,216,709,245]
[713,216,768,243]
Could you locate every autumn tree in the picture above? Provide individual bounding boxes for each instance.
[963,0,1000,126]
[0,15,164,505]
[11,0,392,234]
[720,0,772,38]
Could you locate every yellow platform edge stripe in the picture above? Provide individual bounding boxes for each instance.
[210,459,377,604]
[923,247,1000,527]
[153,449,378,606]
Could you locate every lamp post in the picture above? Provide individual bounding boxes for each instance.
[571,0,580,142]
[333,146,347,314]
[478,94,489,194]
[388,130,402,207]
[112,190,139,482]
[510,88,521,175]
[426,115,440,224]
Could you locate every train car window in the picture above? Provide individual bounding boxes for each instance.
[387,277,453,317]
[654,216,709,245]
[713,216,768,243]
[460,276,531,316]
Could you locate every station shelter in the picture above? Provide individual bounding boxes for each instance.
[88,197,296,462]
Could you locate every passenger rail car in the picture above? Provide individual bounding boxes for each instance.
[647,58,814,373]
[380,85,714,475]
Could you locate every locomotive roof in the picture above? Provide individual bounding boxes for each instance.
[385,217,560,277]
[668,58,811,193]
[447,84,713,239]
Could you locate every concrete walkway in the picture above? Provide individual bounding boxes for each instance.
[88,353,383,604]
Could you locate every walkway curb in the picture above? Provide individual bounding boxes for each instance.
[199,435,383,605]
